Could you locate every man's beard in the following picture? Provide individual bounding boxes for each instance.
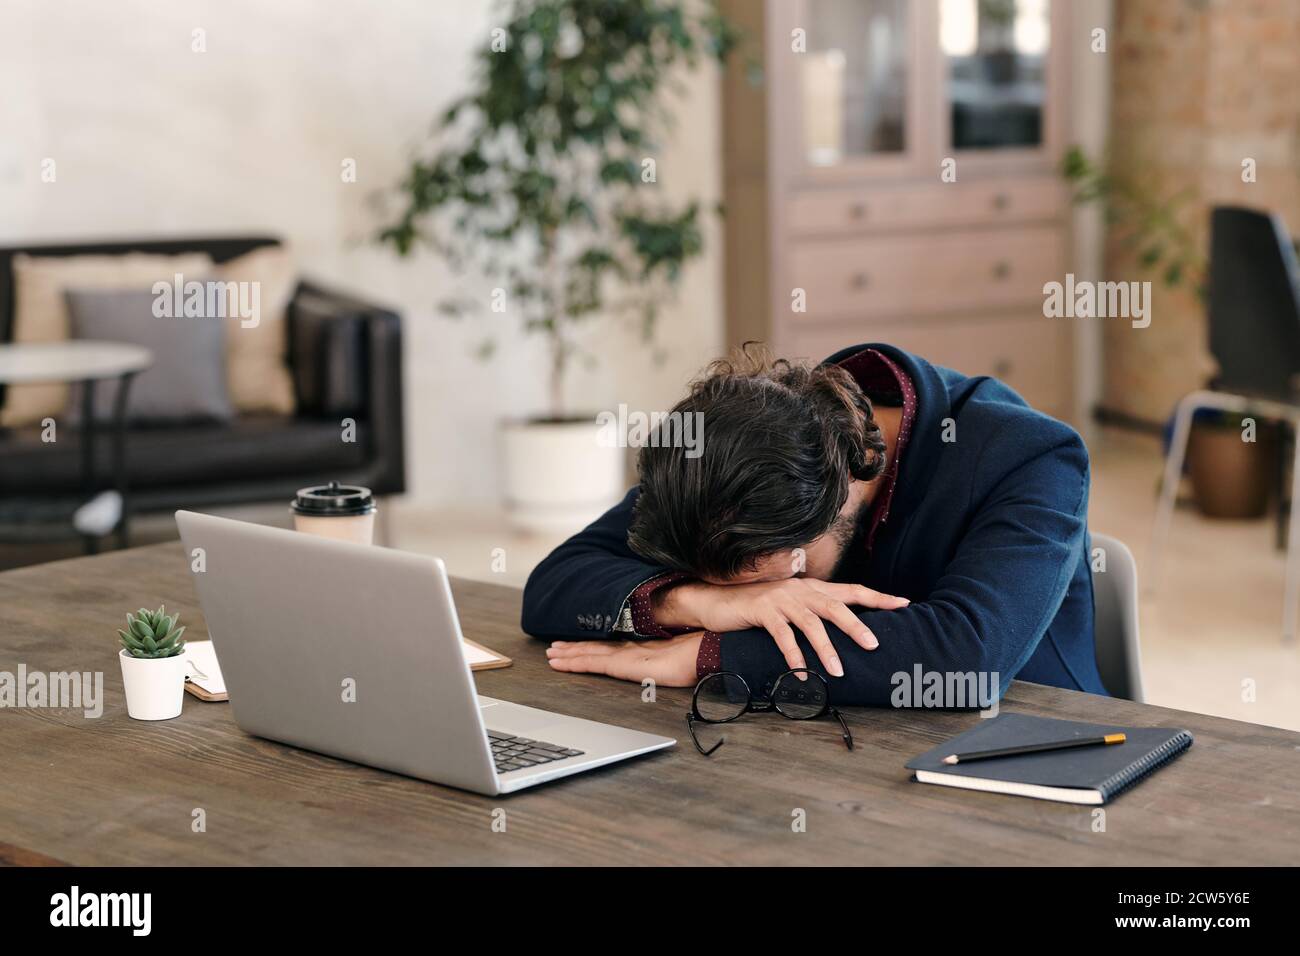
[828,497,873,583]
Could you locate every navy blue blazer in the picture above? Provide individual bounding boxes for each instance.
[521,344,1108,705]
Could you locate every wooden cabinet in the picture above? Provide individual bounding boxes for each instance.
[787,225,1063,320]
[785,176,1064,236]
[722,0,1076,422]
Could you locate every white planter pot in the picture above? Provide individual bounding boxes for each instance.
[119,649,187,721]
[502,418,625,534]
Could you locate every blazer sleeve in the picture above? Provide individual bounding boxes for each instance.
[520,486,674,641]
[719,419,1090,706]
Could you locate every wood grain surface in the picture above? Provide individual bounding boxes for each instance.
[1,542,1297,866]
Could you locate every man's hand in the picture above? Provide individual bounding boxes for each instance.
[546,632,704,687]
[655,579,908,677]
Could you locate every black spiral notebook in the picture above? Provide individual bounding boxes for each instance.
[906,714,1193,805]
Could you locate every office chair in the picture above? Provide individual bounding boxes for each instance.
[1091,532,1146,703]
[1149,206,1300,643]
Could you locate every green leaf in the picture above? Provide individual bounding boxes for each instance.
[599,158,639,185]
[1060,145,1091,181]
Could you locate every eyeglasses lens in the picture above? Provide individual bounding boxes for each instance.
[773,671,827,719]
[695,673,750,722]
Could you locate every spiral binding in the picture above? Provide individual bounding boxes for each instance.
[1098,731,1194,802]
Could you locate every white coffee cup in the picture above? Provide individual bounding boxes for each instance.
[290,481,376,545]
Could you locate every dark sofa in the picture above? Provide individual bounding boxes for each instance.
[0,236,404,523]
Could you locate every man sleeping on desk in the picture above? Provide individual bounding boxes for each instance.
[521,342,1108,705]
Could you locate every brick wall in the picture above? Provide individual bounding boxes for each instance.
[1104,0,1300,422]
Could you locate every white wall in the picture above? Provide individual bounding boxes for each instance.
[0,0,724,505]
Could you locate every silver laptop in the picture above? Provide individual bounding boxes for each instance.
[175,511,675,795]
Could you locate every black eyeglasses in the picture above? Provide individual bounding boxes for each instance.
[686,669,854,756]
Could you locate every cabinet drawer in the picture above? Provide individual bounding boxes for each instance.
[786,316,1073,420]
[788,226,1062,322]
[787,178,1066,238]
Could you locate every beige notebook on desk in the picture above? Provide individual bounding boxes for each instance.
[183,637,510,702]
[183,640,228,701]
[463,639,512,671]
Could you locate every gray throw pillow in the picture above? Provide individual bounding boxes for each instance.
[64,288,234,424]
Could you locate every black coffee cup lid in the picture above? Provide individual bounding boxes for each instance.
[291,481,375,516]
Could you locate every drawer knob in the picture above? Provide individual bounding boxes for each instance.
[848,202,869,221]
[991,261,1012,280]
[994,359,1014,378]
[849,271,870,290]
[992,193,1011,211]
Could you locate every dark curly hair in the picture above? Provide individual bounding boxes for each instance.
[627,343,888,579]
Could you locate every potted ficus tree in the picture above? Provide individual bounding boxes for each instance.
[379,0,738,532]
[118,605,188,720]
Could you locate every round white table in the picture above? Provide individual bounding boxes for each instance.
[0,341,154,552]
[0,341,153,384]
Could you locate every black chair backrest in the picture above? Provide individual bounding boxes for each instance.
[1208,206,1300,399]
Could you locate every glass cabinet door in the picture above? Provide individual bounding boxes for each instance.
[800,0,911,168]
[940,0,1051,151]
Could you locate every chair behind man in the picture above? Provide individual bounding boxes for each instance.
[1149,206,1300,642]
[1091,532,1145,703]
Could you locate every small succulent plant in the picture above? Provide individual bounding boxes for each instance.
[118,605,187,659]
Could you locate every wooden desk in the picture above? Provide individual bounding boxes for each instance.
[2,542,1298,866]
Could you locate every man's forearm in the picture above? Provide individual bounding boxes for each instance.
[718,598,1010,707]
[649,581,705,629]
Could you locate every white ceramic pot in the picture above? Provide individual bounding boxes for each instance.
[119,649,187,721]
[501,418,625,534]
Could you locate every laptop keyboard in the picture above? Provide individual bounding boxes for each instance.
[487,729,584,774]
